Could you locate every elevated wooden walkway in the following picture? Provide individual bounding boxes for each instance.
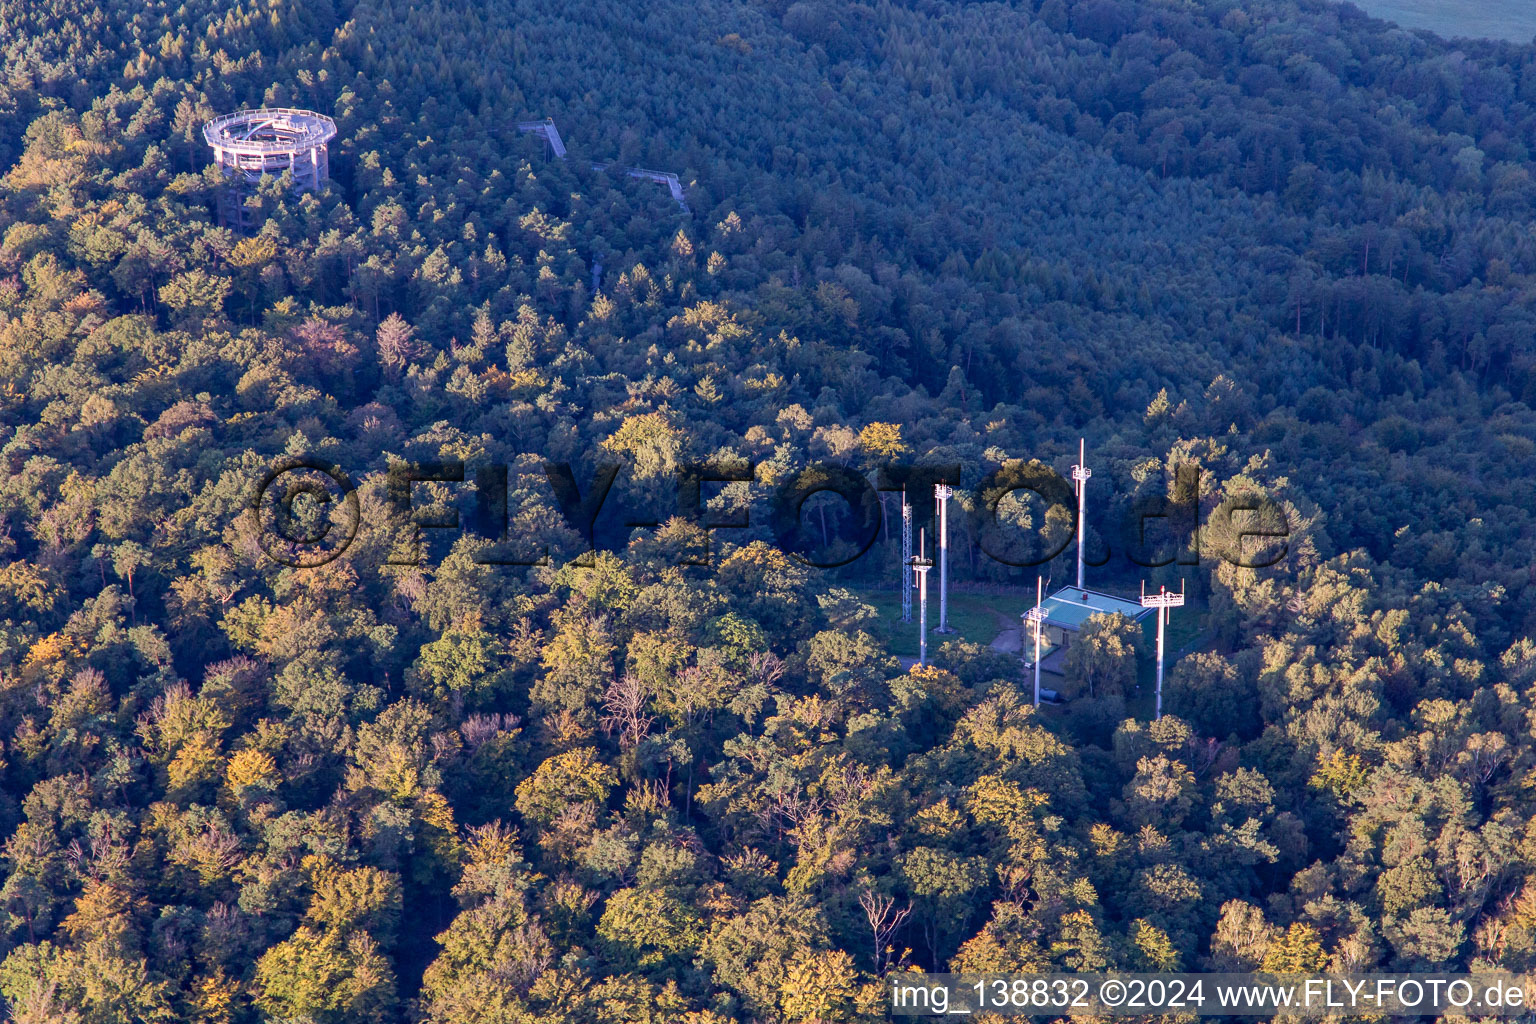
[519,119,689,212]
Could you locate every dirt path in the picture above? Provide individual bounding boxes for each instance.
[990,609,1022,654]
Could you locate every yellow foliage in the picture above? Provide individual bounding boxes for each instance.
[601,411,686,479]
[719,540,796,578]
[22,630,87,684]
[857,421,908,459]
[1,562,61,615]
[225,747,279,791]
[744,371,786,392]
[24,631,70,666]
[508,367,548,391]
[914,798,966,839]
[515,748,618,822]
[195,971,237,1024]
[1309,748,1369,798]
[361,741,425,803]
[60,879,142,946]
[1131,919,1180,970]
[952,922,1048,973]
[966,775,1048,845]
[1262,922,1329,973]
[416,790,462,866]
[305,860,402,936]
[780,949,858,1023]
[1089,823,1126,858]
[166,735,225,801]
[228,234,277,269]
[906,663,960,688]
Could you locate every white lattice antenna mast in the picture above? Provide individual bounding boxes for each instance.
[912,529,933,667]
[935,483,954,633]
[1141,580,1186,721]
[1072,438,1091,590]
[900,490,913,624]
[1023,575,1044,707]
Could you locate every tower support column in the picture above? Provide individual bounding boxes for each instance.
[1072,439,1091,591]
[900,495,912,624]
[935,484,953,633]
[1140,582,1186,721]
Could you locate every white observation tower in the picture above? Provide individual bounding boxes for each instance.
[203,108,337,226]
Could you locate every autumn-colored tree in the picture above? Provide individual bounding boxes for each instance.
[253,927,398,1023]
[1063,612,1141,699]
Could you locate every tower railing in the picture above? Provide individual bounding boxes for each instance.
[203,108,338,228]
[202,109,337,153]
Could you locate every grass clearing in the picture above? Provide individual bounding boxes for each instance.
[1348,0,1536,42]
[852,587,1012,659]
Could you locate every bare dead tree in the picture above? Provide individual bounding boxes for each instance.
[1186,735,1223,778]
[747,650,786,688]
[600,673,654,749]
[859,888,912,975]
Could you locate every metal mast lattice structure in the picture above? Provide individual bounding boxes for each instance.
[203,109,337,229]
[1072,438,1091,590]
[900,491,913,624]
[911,530,933,667]
[1141,581,1186,720]
[1023,576,1044,707]
[935,483,954,633]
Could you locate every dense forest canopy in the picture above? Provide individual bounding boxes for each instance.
[1,0,1536,1019]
